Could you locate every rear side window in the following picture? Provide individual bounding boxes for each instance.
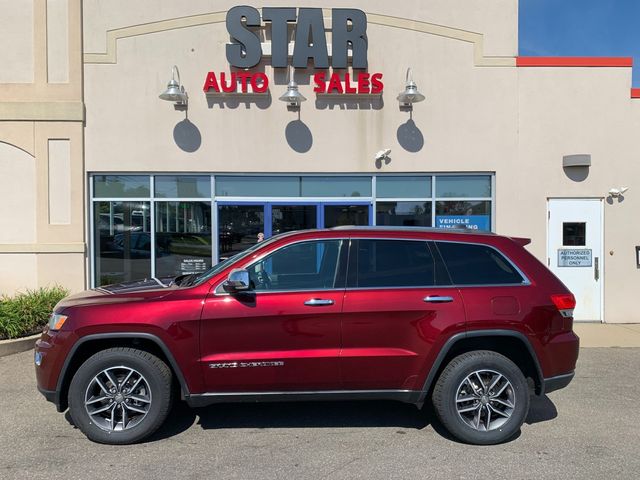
[436,242,524,285]
[351,239,435,288]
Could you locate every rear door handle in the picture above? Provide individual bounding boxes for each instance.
[304,298,334,306]
[423,295,454,303]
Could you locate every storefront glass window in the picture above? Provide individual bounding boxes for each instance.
[154,176,211,198]
[324,204,369,227]
[94,175,150,198]
[435,200,491,231]
[218,205,265,260]
[94,201,151,285]
[155,202,212,278]
[301,177,371,197]
[376,176,431,198]
[376,201,432,227]
[216,176,299,197]
[435,176,491,198]
[272,205,317,235]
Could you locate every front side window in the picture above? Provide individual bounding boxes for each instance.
[351,239,435,288]
[246,240,344,291]
[436,242,524,285]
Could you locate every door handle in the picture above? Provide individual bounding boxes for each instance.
[304,298,334,306]
[423,295,454,303]
[594,257,599,281]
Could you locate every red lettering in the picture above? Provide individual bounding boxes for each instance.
[220,72,237,93]
[313,72,327,93]
[371,72,384,94]
[357,72,370,94]
[251,72,269,93]
[327,73,343,94]
[344,73,357,94]
[236,72,251,93]
[202,72,220,92]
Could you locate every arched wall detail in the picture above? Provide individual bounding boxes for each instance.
[83,10,514,67]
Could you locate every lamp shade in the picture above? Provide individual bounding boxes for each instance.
[279,80,307,105]
[397,68,425,105]
[159,66,188,104]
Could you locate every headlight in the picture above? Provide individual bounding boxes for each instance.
[48,313,68,331]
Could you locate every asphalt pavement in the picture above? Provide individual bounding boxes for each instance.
[1,348,639,480]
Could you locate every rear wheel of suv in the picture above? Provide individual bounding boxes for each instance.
[432,350,530,445]
[68,347,173,444]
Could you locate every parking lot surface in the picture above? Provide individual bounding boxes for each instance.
[1,348,639,480]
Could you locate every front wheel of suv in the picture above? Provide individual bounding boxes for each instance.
[68,347,173,444]
[432,350,530,445]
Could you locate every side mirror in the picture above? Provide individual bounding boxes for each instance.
[222,268,251,293]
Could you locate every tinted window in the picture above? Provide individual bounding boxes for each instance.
[246,240,343,291]
[352,240,435,288]
[436,242,524,285]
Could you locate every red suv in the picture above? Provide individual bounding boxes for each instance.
[35,227,579,445]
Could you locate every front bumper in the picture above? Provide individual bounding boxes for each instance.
[37,385,59,406]
[543,371,575,394]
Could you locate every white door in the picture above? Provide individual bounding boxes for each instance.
[547,199,602,321]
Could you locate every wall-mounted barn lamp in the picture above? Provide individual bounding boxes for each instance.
[397,68,425,109]
[279,66,306,109]
[159,65,188,106]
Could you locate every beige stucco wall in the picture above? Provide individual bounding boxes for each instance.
[0,0,84,296]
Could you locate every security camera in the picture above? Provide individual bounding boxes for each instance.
[375,149,391,161]
[608,186,629,197]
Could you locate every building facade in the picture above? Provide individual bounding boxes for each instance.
[1,0,639,323]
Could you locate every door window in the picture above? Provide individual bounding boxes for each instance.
[246,240,344,291]
[349,239,435,288]
[436,242,524,285]
[562,222,586,246]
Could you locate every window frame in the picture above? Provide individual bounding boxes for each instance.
[214,238,349,295]
[433,240,531,287]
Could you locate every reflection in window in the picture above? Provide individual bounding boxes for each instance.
[324,205,369,227]
[155,202,212,277]
[435,176,491,198]
[562,222,586,246]
[352,240,435,287]
[154,176,211,198]
[437,242,524,285]
[216,176,299,197]
[94,201,151,286]
[376,201,431,227]
[376,176,431,198]
[94,175,150,198]
[272,205,317,235]
[246,240,343,291]
[301,177,371,197]
[218,205,265,259]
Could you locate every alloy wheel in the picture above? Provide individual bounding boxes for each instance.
[84,366,152,432]
[455,369,515,432]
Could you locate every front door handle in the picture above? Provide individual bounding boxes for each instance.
[423,295,454,303]
[594,257,599,281]
[304,298,334,306]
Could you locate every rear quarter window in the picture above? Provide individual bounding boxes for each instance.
[436,241,525,285]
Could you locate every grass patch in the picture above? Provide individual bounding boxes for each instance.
[0,286,69,340]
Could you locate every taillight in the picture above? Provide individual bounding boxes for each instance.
[551,293,576,318]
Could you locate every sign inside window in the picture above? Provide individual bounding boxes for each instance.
[436,215,491,231]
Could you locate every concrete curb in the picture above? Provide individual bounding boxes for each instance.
[0,334,39,358]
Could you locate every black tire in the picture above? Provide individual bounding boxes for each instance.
[432,350,529,445]
[68,347,173,444]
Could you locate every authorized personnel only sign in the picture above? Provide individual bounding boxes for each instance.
[558,249,592,267]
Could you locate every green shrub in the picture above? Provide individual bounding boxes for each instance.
[0,286,69,340]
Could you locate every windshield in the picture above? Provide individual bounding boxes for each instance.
[187,236,281,286]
